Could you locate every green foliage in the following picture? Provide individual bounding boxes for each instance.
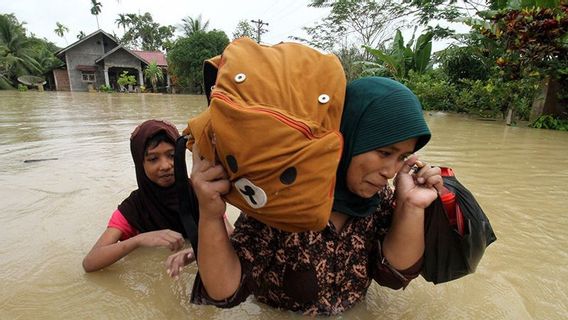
[90,0,102,29]
[437,45,491,84]
[453,78,538,119]
[117,71,137,87]
[478,3,567,80]
[300,0,408,51]
[17,83,28,91]
[180,15,210,37]
[474,0,568,120]
[529,114,568,130]
[143,61,164,92]
[98,84,113,92]
[363,29,433,80]
[506,0,561,10]
[402,68,538,119]
[232,20,255,40]
[115,14,129,32]
[405,69,457,111]
[167,30,229,94]
[54,22,68,39]
[90,0,102,16]
[334,45,366,81]
[401,0,463,25]
[119,12,176,51]
[0,14,61,89]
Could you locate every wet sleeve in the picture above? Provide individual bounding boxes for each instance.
[107,209,139,241]
[371,187,423,289]
[373,242,423,289]
[191,214,278,307]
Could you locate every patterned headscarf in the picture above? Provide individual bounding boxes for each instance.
[332,77,431,217]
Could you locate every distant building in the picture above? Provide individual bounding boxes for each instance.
[53,29,169,92]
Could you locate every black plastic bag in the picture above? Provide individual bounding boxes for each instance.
[422,169,497,284]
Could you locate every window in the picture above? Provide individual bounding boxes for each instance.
[82,72,95,82]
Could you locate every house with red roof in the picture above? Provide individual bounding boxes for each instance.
[53,29,169,92]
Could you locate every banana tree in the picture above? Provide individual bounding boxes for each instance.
[362,29,433,80]
[144,61,164,93]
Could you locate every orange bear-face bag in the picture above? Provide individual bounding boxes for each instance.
[182,37,346,232]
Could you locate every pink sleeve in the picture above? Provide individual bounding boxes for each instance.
[107,209,139,241]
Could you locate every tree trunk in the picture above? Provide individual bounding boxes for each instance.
[530,77,561,122]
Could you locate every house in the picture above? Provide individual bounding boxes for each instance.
[53,29,169,92]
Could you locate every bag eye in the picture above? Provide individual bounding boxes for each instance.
[226,155,239,173]
[280,167,297,185]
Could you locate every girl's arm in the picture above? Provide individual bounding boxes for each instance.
[82,228,184,272]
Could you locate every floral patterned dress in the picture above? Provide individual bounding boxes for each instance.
[191,187,422,316]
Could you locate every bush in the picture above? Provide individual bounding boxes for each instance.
[453,78,538,119]
[530,115,568,131]
[405,70,457,112]
[17,84,28,91]
[117,71,137,88]
[98,84,113,93]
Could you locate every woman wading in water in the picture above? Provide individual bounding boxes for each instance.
[188,77,443,315]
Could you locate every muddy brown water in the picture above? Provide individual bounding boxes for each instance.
[1,91,567,319]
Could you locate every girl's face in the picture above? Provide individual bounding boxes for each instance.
[346,138,417,198]
[143,141,175,187]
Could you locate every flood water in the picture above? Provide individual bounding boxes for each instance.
[1,91,567,319]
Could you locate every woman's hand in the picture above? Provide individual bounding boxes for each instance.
[190,145,231,221]
[134,229,184,251]
[394,155,443,209]
[165,248,195,279]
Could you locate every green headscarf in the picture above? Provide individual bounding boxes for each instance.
[332,77,431,218]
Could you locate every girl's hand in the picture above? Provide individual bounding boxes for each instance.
[134,229,184,251]
[190,145,231,221]
[165,248,195,279]
[394,155,444,209]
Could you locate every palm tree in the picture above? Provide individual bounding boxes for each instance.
[115,13,130,34]
[143,61,164,92]
[180,14,209,37]
[0,15,41,88]
[90,0,103,29]
[54,22,69,45]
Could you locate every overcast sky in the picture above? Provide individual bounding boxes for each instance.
[2,0,466,52]
[1,0,329,48]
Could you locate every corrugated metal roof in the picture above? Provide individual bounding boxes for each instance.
[131,51,167,67]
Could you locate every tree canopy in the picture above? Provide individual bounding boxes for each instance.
[119,12,176,51]
[0,14,61,89]
[167,30,229,94]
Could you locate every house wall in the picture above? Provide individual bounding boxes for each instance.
[65,34,116,91]
[104,50,142,69]
[103,50,143,85]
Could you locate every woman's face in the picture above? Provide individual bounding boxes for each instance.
[346,138,417,198]
[143,141,175,187]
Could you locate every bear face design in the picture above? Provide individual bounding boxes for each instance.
[228,153,298,209]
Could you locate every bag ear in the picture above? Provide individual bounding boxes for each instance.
[204,55,221,104]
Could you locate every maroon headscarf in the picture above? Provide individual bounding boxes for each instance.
[118,120,187,237]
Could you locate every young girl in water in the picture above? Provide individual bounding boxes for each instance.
[83,119,232,272]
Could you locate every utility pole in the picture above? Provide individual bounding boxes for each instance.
[250,19,269,43]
